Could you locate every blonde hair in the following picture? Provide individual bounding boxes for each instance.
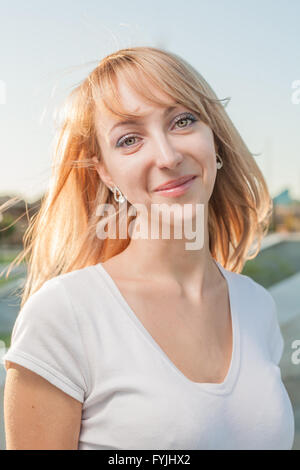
[1,46,273,308]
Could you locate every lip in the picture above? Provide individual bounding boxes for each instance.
[154,175,197,198]
[154,175,197,192]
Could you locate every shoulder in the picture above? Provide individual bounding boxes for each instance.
[4,268,91,401]
[222,265,276,325]
[32,264,111,327]
[38,264,101,306]
[223,264,273,300]
[14,264,97,328]
[11,277,75,338]
[222,265,284,365]
[49,263,98,289]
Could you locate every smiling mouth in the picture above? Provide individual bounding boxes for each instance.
[154,175,197,192]
[154,175,197,197]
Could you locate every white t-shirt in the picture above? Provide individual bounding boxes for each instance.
[3,260,295,450]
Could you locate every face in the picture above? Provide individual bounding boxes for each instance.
[93,75,218,221]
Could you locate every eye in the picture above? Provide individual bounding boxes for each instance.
[115,112,198,148]
[116,135,139,148]
[173,112,197,129]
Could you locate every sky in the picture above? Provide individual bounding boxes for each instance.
[0,0,299,202]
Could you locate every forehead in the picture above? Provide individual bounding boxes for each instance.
[94,76,177,134]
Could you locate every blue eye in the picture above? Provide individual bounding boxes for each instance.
[115,112,198,148]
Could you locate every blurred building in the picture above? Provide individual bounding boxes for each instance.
[272,189,300,233]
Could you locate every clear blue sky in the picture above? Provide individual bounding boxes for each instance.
[0,0,299,202]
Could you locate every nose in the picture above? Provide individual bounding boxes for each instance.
[152,132,184,169]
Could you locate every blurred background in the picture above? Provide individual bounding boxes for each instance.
[0,0,299,450]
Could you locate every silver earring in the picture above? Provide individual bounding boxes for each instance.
[216,153,223,170]
[109,185,126,203]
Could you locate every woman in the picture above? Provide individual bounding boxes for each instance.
[3,46,295,450]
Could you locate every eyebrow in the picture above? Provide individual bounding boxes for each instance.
[108,105,180,137]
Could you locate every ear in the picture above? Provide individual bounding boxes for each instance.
[92,156,114,190]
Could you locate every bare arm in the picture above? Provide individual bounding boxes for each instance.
[4,362,83,450]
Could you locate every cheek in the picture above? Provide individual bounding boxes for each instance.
[118,167,148,202]
[193,138,216,175]
[191,124,216,160]
[191,136,217,197]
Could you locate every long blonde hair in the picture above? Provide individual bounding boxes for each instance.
[1,46,273,308]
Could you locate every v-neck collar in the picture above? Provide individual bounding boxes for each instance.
[93,259,241,395]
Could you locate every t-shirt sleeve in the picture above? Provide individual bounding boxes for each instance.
[268,293,284,366]
[2,278,88,403]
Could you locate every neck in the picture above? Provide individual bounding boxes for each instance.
[116,203,221,299]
